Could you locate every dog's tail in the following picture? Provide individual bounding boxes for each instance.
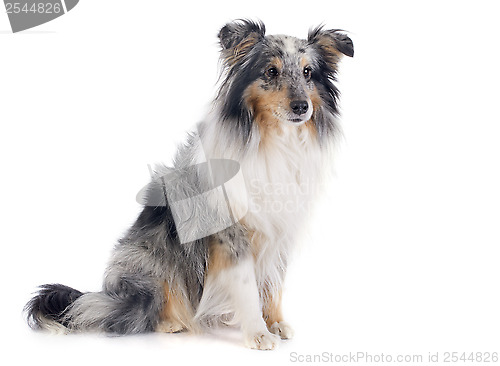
[25,282,163,334]
[25,284,84,332]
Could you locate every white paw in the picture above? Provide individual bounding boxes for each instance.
[269,321,294,340]
[156,319,185,333]
[245,330,280,350]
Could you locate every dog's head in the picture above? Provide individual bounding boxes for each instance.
[217,20,353,141]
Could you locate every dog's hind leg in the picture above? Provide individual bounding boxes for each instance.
[156,281,196,333]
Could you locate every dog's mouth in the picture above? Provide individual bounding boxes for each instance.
[284,114,310,126]
[286,108,313,125]
[272,102,313,126]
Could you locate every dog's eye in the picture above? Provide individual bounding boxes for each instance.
[303,66,312,80]
[266,67,279,78]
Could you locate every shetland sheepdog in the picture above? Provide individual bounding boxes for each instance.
[25,20,353,350]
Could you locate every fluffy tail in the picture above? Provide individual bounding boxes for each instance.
[25,281,163,334]
[25,284,84,332]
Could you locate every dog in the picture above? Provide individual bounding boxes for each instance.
[24,20,353,350]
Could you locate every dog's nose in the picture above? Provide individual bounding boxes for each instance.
[290,100,309,115]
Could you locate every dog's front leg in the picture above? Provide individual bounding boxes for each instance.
[228,256,280,350]
[204,252,280,350]
[262,286,294,340]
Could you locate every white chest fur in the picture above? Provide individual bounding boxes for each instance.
[240,124,326,288]
[200,118,330,285]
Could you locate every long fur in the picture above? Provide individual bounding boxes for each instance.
[24,19,353,349]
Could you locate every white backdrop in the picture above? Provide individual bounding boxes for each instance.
[1,1,499,365]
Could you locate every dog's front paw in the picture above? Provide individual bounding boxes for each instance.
[269,321,294,340]
[245,330,280,350]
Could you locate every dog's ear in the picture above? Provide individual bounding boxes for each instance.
[218,19,266,66]
[308,26,354,62]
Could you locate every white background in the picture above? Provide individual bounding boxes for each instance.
[1,1,499,365]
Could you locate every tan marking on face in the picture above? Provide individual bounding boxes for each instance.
[299,88,321,138]
[245,56,322,146]
[245,80,290,144]
[300,56,310,69]
[270,57,283,70]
